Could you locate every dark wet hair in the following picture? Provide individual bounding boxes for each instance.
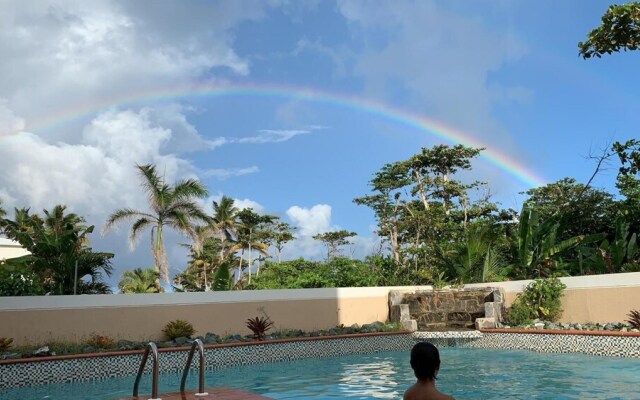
[410,342,440,381]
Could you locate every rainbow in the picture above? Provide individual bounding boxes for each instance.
[27,83,546,188]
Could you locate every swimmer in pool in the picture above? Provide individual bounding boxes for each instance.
[403,342,455,400]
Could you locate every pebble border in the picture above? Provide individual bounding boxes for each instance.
[2,329,640,389]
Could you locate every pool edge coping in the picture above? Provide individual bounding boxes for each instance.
[0,330,413,365]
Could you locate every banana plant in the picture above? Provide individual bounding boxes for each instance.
[513,203,605,278]
[598,218,638,272]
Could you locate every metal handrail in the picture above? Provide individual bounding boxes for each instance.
[180,338,207,396]
[133,342,159,400]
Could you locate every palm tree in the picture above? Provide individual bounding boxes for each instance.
[2,206,113,295]
[212,196,239,259]
[119,268,163,293]
[103,164,209,283]
[0,197,6,219]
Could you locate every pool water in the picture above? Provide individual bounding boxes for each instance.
[2,348,640,399]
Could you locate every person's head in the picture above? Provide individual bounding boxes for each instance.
[410,342,441,381]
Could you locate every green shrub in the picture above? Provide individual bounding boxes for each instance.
[163,319,195,340]
[507,277,566,326]
[85,334,115,349]
[0,337,13,352]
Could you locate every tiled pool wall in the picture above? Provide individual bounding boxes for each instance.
[3,331,640,389]
[0,333,414,388]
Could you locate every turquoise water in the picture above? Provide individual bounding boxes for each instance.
[2,348,640,399]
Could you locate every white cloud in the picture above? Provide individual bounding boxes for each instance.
[202,166,260,180]
[0,99,25,137]
[237,129,310,144]
[286,204,333,237]
[0,0,270,138]
[1,107,205,214]
[233,198,266,214]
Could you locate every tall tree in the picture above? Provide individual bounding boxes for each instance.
[579,3,640,58]
[313,230,357,260]
[232,208,271,284]
[103,164,209,283]
[522,178,616,239]
[119,268,163,293]
[271,222,296,263]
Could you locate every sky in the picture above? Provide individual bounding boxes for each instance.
[1,0,639,285]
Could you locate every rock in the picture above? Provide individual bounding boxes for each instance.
[604,323,615,331]
[475,317,496,330]
[631,329,639,333]
[484,302,504,322]
[534,322,545,330]
[33,346,52,357]
[575,323,582,330]
[204,332,220,344]
[174,336,190,346]
[390,304,411,322]
[621,327,628,332]
[223,335,242,343]
[117,340,135,350]
[157,341,175,348]
[1,352,21,360]
[560,323,570,330]
[401,320,418,331]
[546,323,561,331]
[82,346,96,354]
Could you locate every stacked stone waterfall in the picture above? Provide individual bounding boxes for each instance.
[389,287,505,331]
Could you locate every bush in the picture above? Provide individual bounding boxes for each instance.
[0,337,13,352]
[85,334,115,349]
[507,277,566,326]
[163,320,195,340]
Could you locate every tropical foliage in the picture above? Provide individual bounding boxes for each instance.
[118,268,163,293]
[0,205,113,295]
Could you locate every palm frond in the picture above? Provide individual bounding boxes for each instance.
[171,179,209,201]
[103,208,154,235]
[136,164,167,211]
[129,217,154,249]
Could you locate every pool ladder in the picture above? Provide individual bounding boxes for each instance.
[133,339,208,399]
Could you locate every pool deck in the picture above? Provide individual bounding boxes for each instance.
[121,387,272,400]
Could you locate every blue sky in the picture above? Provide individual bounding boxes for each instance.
[0,0,638,283]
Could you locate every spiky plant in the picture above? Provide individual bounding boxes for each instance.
[246,316,274,341]
[0,337,13,352]
[627,309,640,329]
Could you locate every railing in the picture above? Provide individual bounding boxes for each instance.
[180,338,208,396]
[133,342,160,400]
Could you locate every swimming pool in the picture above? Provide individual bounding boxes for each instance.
[2,348,639,399]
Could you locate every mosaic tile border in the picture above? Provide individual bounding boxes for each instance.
[0,333,415,389]
[464,331,640,358]
[3,330,640,389]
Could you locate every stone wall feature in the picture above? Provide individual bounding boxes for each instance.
[390,288,500,330]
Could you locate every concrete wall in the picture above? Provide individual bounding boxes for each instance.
[0,286,432,346]
[465,272,640,324]
[2,273,640,346]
